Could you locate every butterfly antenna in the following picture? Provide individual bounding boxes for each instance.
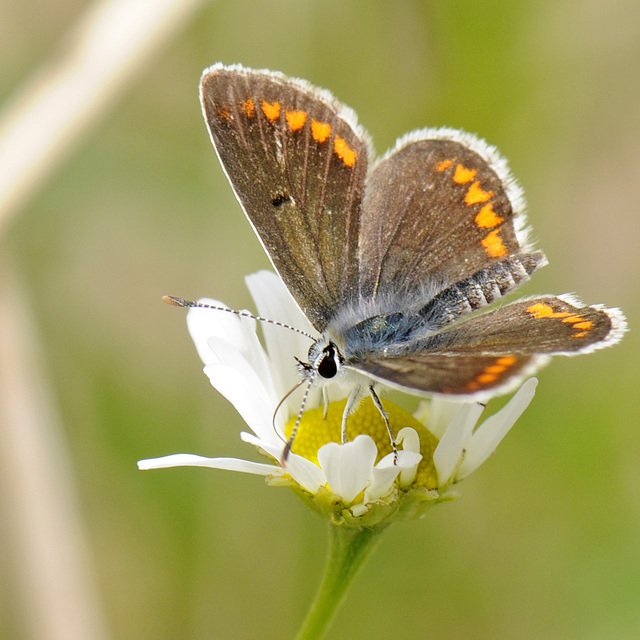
[281,377,313,466]
[163,296,315,340]
[272,379,306,440]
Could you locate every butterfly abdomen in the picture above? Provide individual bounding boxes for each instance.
[418,252,546,326]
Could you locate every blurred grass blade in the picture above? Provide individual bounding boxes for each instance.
[0,264,109,640]
[0,0,207,236]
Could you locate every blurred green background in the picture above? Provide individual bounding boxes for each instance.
[1,1,639,638]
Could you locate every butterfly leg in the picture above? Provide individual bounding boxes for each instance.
[368,385,398,464]
[340,386,399,463]
[340,385,377,444]
[322,386,330,419]
[341,387,360,444]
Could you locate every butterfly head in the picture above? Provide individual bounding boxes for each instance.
[300,337,345,383]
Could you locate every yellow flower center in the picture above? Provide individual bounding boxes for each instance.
[285,397,438,489]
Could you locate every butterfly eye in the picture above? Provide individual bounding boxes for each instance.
[317,344,338,379]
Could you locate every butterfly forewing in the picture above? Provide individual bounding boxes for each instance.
[200,65,369,331]
[359,135,534,302]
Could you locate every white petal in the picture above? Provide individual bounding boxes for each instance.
[187,299,278,394]
[239,430,282,455]
[427,395,471,439]
[377,450,422,471]
[365,449,422,500]
[246,271,315,345]
[245,271,316,411]
[187,299,252,363]
[397,427,420,453]
[203,336,265,386]
[202,363,275,441]
[283,454,327,494]
[317,435,377,503]
[392,429,424,487]
[364,464,401,502]
[433,402,485,488]
[137,453,281,476]
[240,432,326,494]
[185,298,228,365]
[457,378,538,480]
[350,503,368,517]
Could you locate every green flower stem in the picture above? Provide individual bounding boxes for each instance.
[294,523,387,640]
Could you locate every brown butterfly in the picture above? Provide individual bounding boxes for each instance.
[175,64,626,456]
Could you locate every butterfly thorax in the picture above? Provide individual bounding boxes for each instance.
[303,310,432,385]
[340,312,427,357]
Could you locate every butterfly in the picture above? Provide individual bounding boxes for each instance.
[179,63,626,457]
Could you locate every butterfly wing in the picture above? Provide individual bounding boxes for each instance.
[351,296,626,396]
[353,352,542,397]
[358,129,541,305]
[200,64,371,332]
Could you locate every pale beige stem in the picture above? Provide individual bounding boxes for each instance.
[0,264,109,640]
[0,0,207,236]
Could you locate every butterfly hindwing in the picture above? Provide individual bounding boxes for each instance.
[351,352,539,397]
[352,296,625,396]
[420,295,625,355]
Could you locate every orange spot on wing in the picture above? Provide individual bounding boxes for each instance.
[485,365,507,374]
[242,98,255,117]
[261,100,281,121]
[465,181,494,205]
[215,104,231,120]
[481,229,508,257]
[435,159,453,171]
[285,109,307,131]
[561,314,594,337]
[475,203,504,228]
[465,355,518,391]
[526,303,572,319]
[454,164,477,183]
[333,135,357,166]
[311,120,331,143]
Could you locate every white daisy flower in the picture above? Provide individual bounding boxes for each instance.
[139,271,537,525]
